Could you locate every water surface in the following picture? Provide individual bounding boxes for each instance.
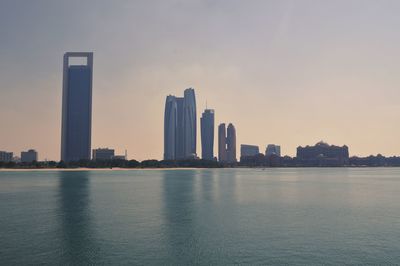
[1,168,400,265]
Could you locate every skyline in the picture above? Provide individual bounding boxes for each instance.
[2,1,400,160]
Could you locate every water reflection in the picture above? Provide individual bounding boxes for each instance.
[58,171,98,265]
[198,169,216,202]
[162,170,198,265]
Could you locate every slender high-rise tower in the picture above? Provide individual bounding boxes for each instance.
[201,109,215,160]
[218,123,227,162]
[175,97,184,159]
[164,95,177,160]
[61,52,93,162]
[226,123,237,163]
[183,88,197,158]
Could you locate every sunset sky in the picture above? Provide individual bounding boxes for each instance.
[1,0,400,161]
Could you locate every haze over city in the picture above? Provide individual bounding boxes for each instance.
[1,0,400,161]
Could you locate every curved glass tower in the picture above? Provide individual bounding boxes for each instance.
[218,122,237,163]
[164,95,177,160]
[164,88,197,160]
[218,123,227,162]
[183,88,197,158]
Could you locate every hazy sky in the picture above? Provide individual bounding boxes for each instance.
[1,0,400,161]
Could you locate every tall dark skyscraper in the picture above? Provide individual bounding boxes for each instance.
[226,123,237,163]
[61,52,93,162]
[200,109,215,160]
[218,123,227,162]
[164,88,197,160]
[218,122,237,163]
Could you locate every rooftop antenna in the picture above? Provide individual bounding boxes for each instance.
[125,149,128,160]
[206,100,208,109]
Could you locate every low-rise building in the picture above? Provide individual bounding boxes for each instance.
[297,141,349,166]
[21,149,38,163]
[92,148,115,160]
[0,151,13,162]
[113,155,126,160]
[240,144,260,158]
[266,144,281,157]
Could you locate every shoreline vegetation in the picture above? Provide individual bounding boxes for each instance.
[1,154,400,170]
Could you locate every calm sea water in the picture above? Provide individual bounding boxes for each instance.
[1,168,400,265]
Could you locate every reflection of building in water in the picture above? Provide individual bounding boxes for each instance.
[58,171,98,264]
[297,141,349,166]
[162,170,197,264]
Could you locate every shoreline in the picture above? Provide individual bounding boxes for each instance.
[1,166,400,172]
[0,167,204,172]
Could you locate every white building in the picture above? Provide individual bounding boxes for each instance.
[21,149,38,163]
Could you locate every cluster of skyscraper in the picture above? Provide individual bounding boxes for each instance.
[164,88,197,160]
[60,52,236,163]
[0,51,369,166]
[164,88,237,163]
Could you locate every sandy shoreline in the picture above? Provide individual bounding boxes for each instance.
[0,167,205,172]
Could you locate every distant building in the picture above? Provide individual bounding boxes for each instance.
[297,141,349,166]
[164,88,197,160]
[201,109,215,160]
[61,52,93,162]
[164,95,177,160]
[218,123,227,162]
[93,148,115,160]
[218,123,237,163]
[183,88,197,159]
[113,155,126,160]
[0,151,13,162]
[266,144,281,157]
[240,144,259,158]
[21,149,38,163]
[175,97,184,159]
[227,124,237,163]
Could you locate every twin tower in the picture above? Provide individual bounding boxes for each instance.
[164,88,197,160]
[164,88,237,162]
